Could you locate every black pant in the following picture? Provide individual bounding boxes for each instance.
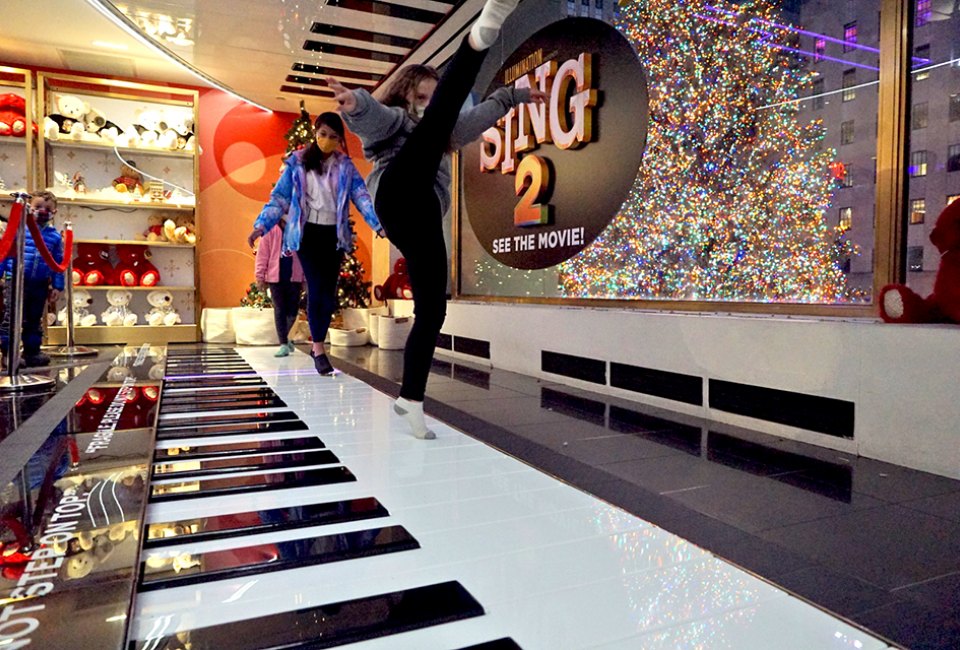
[375,38,489,401]
[296,223,343,345]
[0,278,48,357]
[269,281,302,345]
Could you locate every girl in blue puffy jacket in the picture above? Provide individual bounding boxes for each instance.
[1,190,64,368]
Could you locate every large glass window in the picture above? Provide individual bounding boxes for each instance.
[457,0,882,305]
[905,9,959,300]
[910,198,925,224]
[911,102,928,130]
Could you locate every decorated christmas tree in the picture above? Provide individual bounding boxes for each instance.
[239,281,273,309]
[285,100,314,154]
[337,218,371,311]
[558,0,860,303]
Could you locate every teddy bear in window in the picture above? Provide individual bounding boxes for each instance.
[83,106,124,144]
[101,289,138,326]
[163,109,195,151]
[145,290,181,327]
[44,94,89,140]
[57,288,98,327]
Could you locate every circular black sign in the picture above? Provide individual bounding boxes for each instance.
[462,18,648,270]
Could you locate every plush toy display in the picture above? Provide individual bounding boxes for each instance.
[72,243,113,286]
[113,161,143,194]
[138,214,168,242]
[0,93,31,138]
[145,290,181,326]
[57,288,98,327]
[83,106,124,143]
[133,108,177,148]
[101,289,138,326]
[116,244,160,287]
[374,257,413,300]
[162,215,196,245]
[880,199,960,324]
[44,94,89,140]
[163,109,195,151]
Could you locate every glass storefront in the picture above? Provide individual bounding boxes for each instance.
[455,0,944,310]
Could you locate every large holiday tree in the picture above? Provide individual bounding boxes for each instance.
[558,0,858,303]
[337,218,371,310]
[285,100,315,154]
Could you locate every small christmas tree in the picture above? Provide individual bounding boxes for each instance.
[336,218,371,311]
[240,282,273,309]
[285,100,314,154]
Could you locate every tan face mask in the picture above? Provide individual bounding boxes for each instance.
[316,136,339,154]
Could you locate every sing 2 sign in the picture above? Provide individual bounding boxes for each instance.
[462,18,649,270]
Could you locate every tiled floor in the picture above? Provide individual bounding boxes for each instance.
[329,344,960,650]
[129,346,897,649]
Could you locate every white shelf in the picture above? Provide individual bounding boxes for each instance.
[56,197,194,211]
[46,139,194,159]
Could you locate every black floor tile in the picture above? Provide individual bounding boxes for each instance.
[155,418,309,440]
[154,436,323,462]
[774,565,904,619]
[893,570,960,612]
[855,599,960,650]
[152,449,340,480]
[759,505,960,590]
[903,490,960,523]
[560,432,687,466]
[149,466,356,502]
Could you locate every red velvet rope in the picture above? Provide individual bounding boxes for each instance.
[27,212,72,274]
[0,201,24,262]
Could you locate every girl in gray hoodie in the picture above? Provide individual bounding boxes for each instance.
[330,0,545,438]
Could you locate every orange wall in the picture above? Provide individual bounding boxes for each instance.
[198,90,376,309]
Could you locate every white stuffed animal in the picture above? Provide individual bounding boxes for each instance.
[83,106,123,144]
[58,288,98,327]
[133,108,176,148]
[145,290,181,326]
[44,94,89,141]
[101,289,138,327]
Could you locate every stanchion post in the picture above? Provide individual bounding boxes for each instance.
[50,224,96,357]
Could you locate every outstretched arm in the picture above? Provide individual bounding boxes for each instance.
[328,77,407,145]
[450,86,544,149]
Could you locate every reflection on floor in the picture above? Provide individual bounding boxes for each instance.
[330,344,960,650]
[130,346,892,649]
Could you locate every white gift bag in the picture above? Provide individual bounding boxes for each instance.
[232,307,280,346]
[201,308,235,343]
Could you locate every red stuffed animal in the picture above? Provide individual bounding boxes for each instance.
[880,199,960,324]
[374,258,413,301]
[0,93,32,138]
[72,243,113,286]
[115,244,160,287]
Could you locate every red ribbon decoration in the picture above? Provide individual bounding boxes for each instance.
[26,211,72,274]
[0,200,24,262]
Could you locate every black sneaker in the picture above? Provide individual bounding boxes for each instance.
[313,353,335,376]
[23,353,50,367]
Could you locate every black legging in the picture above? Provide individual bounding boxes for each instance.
[269,280,302,345]
[296,223,343,345]
[375,38,488,401]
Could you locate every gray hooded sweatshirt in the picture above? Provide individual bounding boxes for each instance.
[342,86,532,216]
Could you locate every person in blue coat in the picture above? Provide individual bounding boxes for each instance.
[1,190,64,368]
[248,112,384,375]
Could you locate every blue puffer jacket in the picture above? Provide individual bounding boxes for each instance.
[253,148,382,254]
[1,223,65,290]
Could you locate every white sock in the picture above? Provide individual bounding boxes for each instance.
[468,0,520,50]
[394,397,436,440]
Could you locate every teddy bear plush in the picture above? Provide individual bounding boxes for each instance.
[138,214,168,242]
[162,215,196,244]
[113,161,143,194]
[72,243,114,286]
[163,109,195,151]
[83,106,124,144]
[101,289,138,326]
[374,257,413,300]
[115,244,160,287]
[880,198,960,324]
[57,288,98,327]
[145,290,181,326]
[44,94,89,140]
[0,93,31,138]
[133,108,178,148]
